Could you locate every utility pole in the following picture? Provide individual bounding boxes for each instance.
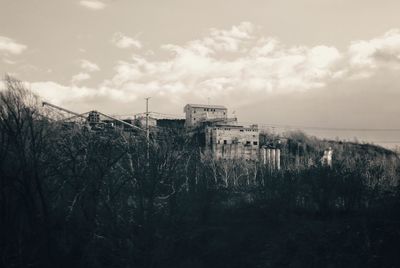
[145,97,151,165]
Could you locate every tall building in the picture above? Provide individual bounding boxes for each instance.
[184,104,228,127]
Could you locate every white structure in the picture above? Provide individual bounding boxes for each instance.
[321,147,333,167]
[184,104,227,127]
[261,147,281,170]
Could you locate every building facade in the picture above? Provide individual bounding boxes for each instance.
[184,104,228,127]
[134,114,157,128]
[205,124,260,160]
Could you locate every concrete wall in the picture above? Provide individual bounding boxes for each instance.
[135,115,157,127]
[185,105,227,127]
[205,125,259,160]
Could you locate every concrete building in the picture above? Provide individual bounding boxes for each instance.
[184,103,260,161]
[205,124,260,160]
[184,104,228,127]
[134,114,157,128]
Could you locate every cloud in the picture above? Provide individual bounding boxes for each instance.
[100,22,342,106]
[79,0,106,10]
[80,59,100,72]
[69,60,100,85]
[0,36,27,55]
[30,81,138,108]
[31,22,344,111]
[111,32,142,49]
[71,72,91,84]
[349,29,400,69]
[25,23,400,123]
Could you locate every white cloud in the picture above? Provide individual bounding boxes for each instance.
[206,21,255,52]
[30,81,138,107]
[79,0,106,10]
[25,23,400,116]
[71,72,91,84]
[349,29,400,68]
[31,81,91,105]
[101,23,342,104]
[0,36,27,55]
[111,32,142,49]
[80,59,100,72]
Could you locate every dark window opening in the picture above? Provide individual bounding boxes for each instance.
[253,141,258,145]
[224,140,227,145]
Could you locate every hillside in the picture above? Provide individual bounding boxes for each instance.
[1,77,400,268]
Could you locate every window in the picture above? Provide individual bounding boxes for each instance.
[246,141,251,145]
[240,129,244,132]
[224,140,227,145]
[253,141,258,145]
[204,108,206,111]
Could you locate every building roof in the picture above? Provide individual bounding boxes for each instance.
[185,104,227,110]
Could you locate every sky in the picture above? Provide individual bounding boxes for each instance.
[1,0,400,148]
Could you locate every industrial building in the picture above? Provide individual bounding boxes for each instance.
[42,100,336,168]
[205,124,260,160]
[184,103,260,161]
[134,113,157,128]
[184,104,228,127]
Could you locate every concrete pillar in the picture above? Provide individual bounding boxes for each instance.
[261,148,266,164]
[276,149,281,170]
[271,149,276,169]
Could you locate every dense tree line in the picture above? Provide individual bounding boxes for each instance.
[1,76,400,267]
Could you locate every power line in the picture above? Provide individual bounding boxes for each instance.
[110,112,400,132]
[237,121,400,132]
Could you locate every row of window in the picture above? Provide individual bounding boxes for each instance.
[212,127,257,132]
[239,129,258,132]
[217,140,258,145]
[193,109,226,114]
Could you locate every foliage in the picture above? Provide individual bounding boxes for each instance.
[1,76,399,267]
